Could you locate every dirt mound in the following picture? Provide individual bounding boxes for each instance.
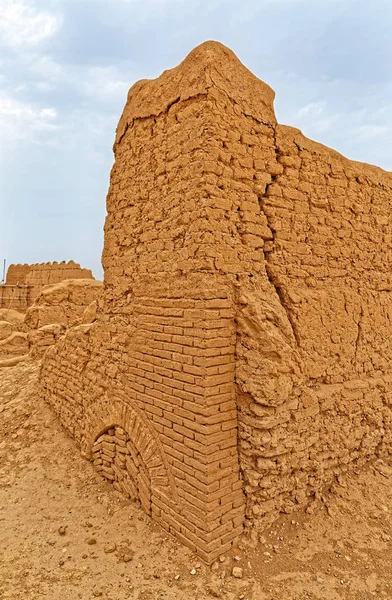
[0,332,29,359]
[28,323,66,360]
[0,321,14,340]
[24,278,103,330]
[0,309,26,331]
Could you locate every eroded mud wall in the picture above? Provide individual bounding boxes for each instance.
[5,264,31,285]
[0,285,32,311]
[238,124,392,525]
[25,261,94,287]
[1,261,94,311]
[40,41,392,556]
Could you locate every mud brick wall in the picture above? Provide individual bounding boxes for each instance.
[41,286,244,562]
[0,285,32,312]
[24,260,94,288]
[5,264,31,285]
[235,122,392,525]
[1,261,94,311]
[40,40,392,556]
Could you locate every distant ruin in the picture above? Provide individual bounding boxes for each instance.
[0,261,94,311]
[40,42,392,562]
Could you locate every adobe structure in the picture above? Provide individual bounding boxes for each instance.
[0,261,94,311]
[40,42,392,562]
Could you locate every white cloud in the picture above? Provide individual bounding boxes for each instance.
[296,101,327,118]
[355,124,392,141]
[81,66,130,101]
[0,0,61,47]
[0,91,59,143]
[30,55,63,80]
[293,100,339,134]
[39,107,56,118]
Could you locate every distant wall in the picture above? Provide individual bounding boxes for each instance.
[25,261,94,287]
[5,264,31,285]
[0,285,32,312]
[0,261,94,312]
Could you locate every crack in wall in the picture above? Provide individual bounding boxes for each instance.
[257,136,302,348]
[354,303,364,362]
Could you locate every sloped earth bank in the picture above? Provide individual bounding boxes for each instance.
[0,362,391,600]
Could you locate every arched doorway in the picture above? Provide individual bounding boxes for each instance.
[93,424,152,514]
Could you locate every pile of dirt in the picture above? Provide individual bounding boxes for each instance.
[0,309,29,367]
[0,360,391,599]
[23,279,102,358]
[24,278,102,330]
[0,280,103,364]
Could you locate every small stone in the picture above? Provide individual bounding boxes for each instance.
[232,567,243,579]
[93,592,103,598]
[190,568,197,575]
[87,537,97,545]
[234,555,241,562]
[219,555,225,563]
[82,553,88,559]
[207,581,221,597]
[58,526,67,536]
[104,543,116,554]
[58,560,64,566]
[174,574,180,580]
[316,577,324,583]
[121,551,134,563]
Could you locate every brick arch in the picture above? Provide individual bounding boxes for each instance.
[85,394,179,513]
[93,424,154,514]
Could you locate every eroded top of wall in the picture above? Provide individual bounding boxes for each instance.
[104,39,392,385]
[115,40,277,149]
[6,261,94,285]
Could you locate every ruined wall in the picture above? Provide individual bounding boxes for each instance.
[42,279,244,561]
[233,124,392,525]
[0,285,32,312]
[5,264,31,285]
[24,278,103,331]
[40,41,392,558]
[24,261,93,287]
[0,261,94,311]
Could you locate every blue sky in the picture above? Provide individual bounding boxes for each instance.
[0,0,391,278]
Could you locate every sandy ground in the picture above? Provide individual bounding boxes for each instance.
[0,360,391,600]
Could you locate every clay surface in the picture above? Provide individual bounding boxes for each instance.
[0,309,26,330]
[24,278,103,330]
[39,41,392,560]
[0,279,102,364]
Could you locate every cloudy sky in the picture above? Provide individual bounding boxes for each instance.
[0,0,391,278]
